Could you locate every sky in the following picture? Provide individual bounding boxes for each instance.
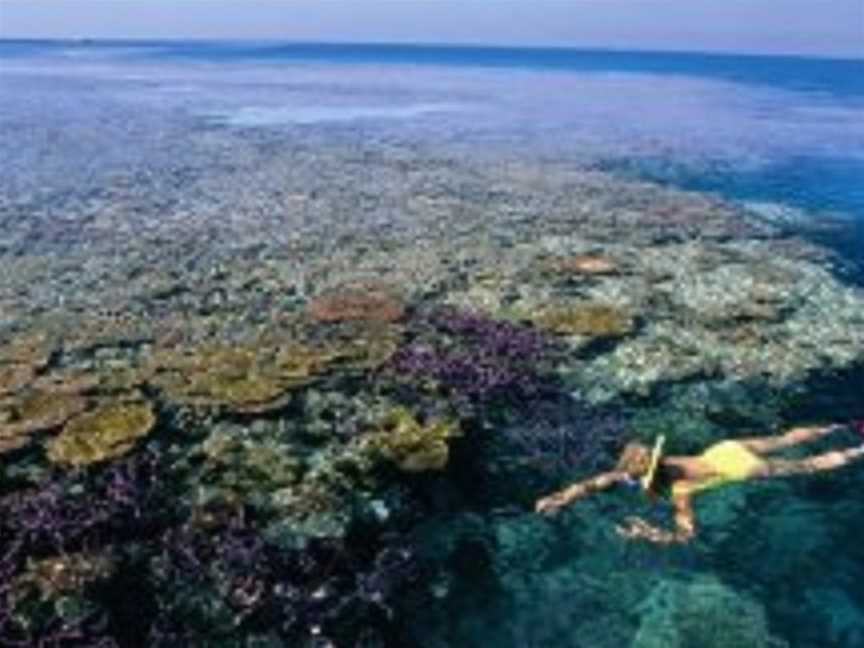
[0,0,862,58]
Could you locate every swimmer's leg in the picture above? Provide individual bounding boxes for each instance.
[755,444,864,478]
[738,424,844,454]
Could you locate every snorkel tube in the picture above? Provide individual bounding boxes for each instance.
[641,435,666,493]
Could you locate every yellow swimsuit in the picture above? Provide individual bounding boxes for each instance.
[673,440,765,496]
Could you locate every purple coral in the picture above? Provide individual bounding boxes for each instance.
[499,396,629,480]
[0,451,164,647]
[1,445,419,646]
[0,450,162,556]
[388,308,557,403]
[149,513,418,646]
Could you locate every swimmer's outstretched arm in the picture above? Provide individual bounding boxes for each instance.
[616,492,697,544]
[535,470,628,514]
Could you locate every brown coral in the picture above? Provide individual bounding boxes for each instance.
[535,303,635,338]
[545,254,619,277]
[306,289,405,324]
[46,401,156,467]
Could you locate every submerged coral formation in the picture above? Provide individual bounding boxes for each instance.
[632,576,788,648]
[0,333,54,369]
[361,406,461,472]
[497,395,629,481]
[543,254,619,277]
[306,287,405,323]
[147,343,325,412]
[198,428,302,495]
[0,363,36,397]
[18,551,116,600]
[534,303,635,338]
[46,401,156,466]
[389,307,556,404]
[1,390,89,455]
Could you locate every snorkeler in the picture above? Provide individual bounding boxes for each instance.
[535,421,864,544]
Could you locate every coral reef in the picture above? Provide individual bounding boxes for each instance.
[322,325,402,373]
[632,576,788,648]
[2,79,864,648]
[388,307,556,404]
[198,428,303,496]
[1,390,89,455]
[0,333,54,369]
[534,303,635,338]
[361,406,461,473]
[18,552,115,600]
[0,363,36,397]
[0,452,164,646]
[147,343,322,412]
[543,254,619,277]
[497,395,629,483]
[150,515,418,647]
[0,445,418,647]
[46,401,157,467]
[306,288,405,323]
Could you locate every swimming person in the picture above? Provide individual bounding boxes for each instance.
[535,421,864,544]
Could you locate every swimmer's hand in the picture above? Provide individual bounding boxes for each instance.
[615,516,653,538]
[615,516,672,543]
[535,494,567,515]
[616,516,689,544]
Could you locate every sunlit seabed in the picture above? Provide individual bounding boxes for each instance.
[1,42,863,647]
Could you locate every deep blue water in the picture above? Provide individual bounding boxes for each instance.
[3,39,863,98]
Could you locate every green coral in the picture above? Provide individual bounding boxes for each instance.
[46,401,156,467]
[361,407,461,473]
